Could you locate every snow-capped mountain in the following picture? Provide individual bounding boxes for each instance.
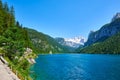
[55,36,86,48]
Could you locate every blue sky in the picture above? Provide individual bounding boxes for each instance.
[2,0,120,38]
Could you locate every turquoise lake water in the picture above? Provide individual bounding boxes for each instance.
[30,54,120,80]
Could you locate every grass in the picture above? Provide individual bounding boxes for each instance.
[4,56,32,80]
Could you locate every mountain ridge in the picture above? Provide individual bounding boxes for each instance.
[85,13,120,46]
[25,28,69,53]
[78,13,120,54]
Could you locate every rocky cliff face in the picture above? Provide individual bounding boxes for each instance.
[112,12,120,22]
[85,13,120,46]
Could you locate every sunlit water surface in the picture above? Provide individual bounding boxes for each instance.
[30,54,120,80]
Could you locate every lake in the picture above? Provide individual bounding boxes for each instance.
[30,54,120,80]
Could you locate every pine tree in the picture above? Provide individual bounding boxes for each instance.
[16,21,20,27]
[0,0,3,10]
[0,0,3,34]
[3,2,9,12]
[9,6,15,26]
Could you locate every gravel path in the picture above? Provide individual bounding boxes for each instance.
[0,60,20,80]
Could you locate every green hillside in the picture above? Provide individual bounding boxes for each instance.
[25,28,68,53]
[79,32,120,54]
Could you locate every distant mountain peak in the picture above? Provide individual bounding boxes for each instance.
[55,36,86,48]
[112,12,120,22]
[64,36,86,44]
